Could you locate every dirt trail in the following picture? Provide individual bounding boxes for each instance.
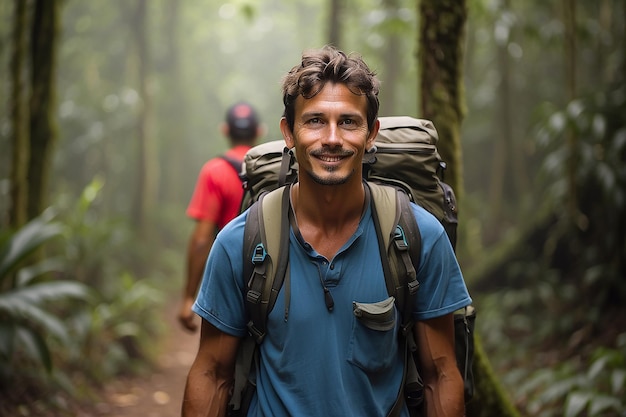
[93,302,199,417]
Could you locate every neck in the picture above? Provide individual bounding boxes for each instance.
[292,179,364,222]
[290,180,366,260]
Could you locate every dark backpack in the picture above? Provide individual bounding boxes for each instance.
[220,154,244,176]
[238,117,458,244]
[229,116,475,416]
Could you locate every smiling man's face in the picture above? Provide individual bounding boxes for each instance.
[281,82,378,186]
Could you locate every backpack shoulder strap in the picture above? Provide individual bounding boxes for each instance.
[230,186,290,415]
[368,182,423,417]
[220,154,243,177]
[242,185,291,343]
[368,182,421,322]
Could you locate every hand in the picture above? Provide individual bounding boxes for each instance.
[178,297,198,332]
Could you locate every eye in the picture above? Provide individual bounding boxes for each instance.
[340,118,359,129]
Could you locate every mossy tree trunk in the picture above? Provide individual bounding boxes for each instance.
[327,0,344,48]
[9,0,30,229]
[418,0,466,198]
[465,337,521,417]
[417,1,520,416]
[27,0,60,221]
[378,0,402,117]
[159,0,187,205]
[131,0,158,239]
[563,0,579,225]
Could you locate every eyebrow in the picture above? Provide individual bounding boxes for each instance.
[300,111,324,119]
[300,111,364,121]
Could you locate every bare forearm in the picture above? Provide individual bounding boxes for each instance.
[184,241,211,298]
[423,370,464,417]
[182,366,233,417]
[179,222,217,332]
[179,237,212,331]
[183,320,240,416]
[415,315,464,417]
[184,221,217,299]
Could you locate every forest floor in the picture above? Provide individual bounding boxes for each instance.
[87,300,199,417]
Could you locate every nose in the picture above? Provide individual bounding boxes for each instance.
[322,124,342,148]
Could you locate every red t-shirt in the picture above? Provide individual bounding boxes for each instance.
[186,145,251,229]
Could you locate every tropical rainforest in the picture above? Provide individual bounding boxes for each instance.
[0,1,624,416]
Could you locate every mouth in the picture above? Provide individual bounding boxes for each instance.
[317,155,346,163]
[311,149,353,165]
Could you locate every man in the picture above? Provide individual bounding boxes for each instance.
[178,102,262,332]
[182,46,471,416]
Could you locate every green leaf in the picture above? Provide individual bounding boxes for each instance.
[0,295,70,342]
[564,392,591,417]
[588,355,608,380]
[591,114,606,139]
[0,216,63,280]
[17,327,53,372]
[589,395,622,416]
[611,369,626,394]
[16,257,66,287]
[7,280,90,305]
[548,112,566,133]
[113,322,140,338]
[541,376,586,403]
[0,322,16,358]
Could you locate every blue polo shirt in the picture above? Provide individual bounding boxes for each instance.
[193,197,471,417]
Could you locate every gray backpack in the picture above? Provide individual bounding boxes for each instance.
[239,117,458,246]
[365,116,458,248]
[229,117,474,416]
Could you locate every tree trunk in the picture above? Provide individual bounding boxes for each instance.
[465,337,522,417]
[418,0,466,198]
[159,0,187,205]
[418,1,520,416]
[27,0,59,220]
[487,0,532,241]
[487,30,509,232]
[378,0,401,117]
[327,0,343,48]
[623,0,626,83]
[9,0,30,229]
[563,0,579,226]
[132,0,158,238]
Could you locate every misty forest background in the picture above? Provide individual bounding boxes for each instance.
[1,1,625,416]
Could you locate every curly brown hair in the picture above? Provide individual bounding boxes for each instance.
[281,46,380,132]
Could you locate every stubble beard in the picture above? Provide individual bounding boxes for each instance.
[305,166,356,186]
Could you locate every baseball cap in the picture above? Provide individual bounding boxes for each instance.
[226,102,259,139]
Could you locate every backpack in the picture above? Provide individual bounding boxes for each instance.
[238,117,458,244]
[220,154,245,176]
[229,116,475,416]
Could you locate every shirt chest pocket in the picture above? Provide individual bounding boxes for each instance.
[347,296,398,373]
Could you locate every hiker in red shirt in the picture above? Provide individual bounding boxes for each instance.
[178,102,262,332]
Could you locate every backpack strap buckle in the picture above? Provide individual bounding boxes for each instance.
[393,225,409,251]
[246,320,265,343]
[251,243,267,264]
[247,241,270,343]
[246,289,261,305]
[246,284,265,343]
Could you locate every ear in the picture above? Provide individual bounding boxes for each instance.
[366,119,380,152]
[280,117,295,149]
[255,124,266,140]
[220,122,229,137]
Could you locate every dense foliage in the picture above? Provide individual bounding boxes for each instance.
[0,183,166,416]
[474,85,626,417]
